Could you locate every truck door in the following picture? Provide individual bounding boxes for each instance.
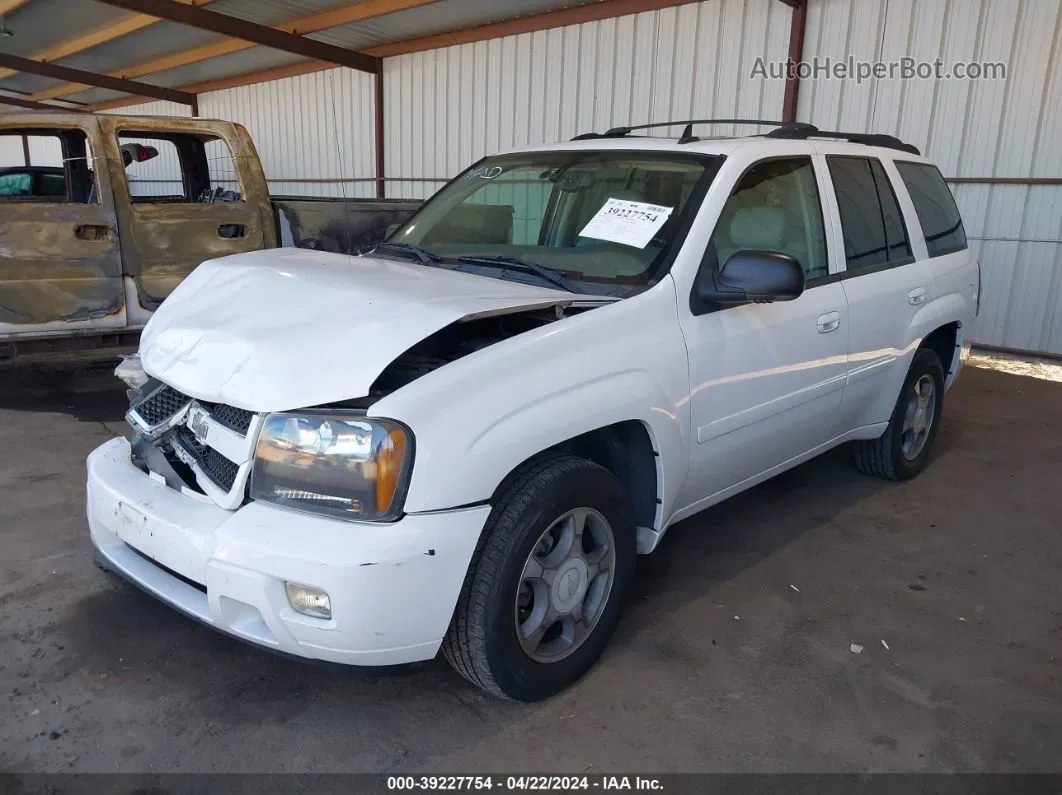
[95,116,275,323]
[0,116,128,336]
[677,154,849,509]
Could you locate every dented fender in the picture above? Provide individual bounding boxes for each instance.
[370,277,693,526]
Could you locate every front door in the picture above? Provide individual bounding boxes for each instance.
[96,116,275,324]
[0,117,128,335]
[677,156,849,512]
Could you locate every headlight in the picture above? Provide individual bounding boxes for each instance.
[250,412,413,522]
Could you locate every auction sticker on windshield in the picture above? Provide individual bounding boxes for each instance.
[578,198,673,248]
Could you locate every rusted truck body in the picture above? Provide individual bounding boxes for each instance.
[0,113,419,362]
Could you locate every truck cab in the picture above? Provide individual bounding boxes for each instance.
[0,113,274,360]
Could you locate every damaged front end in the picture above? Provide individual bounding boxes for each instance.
[123,298,608,511]
[124,378,260,510]
[362,304,594,404]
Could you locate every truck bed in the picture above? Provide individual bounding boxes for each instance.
[272,197,422,254]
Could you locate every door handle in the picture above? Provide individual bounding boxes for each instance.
[816,311,841,333]
[217,223,247,239]
[908,287,927,306]
[75,224,110,241]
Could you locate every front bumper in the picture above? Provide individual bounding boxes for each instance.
[87,437,489,666]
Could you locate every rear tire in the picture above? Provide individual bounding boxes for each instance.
[442,455,636,701]
[854,348,944,481]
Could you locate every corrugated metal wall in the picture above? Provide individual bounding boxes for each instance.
[0,133,63,167]
[100,101,193,118]
[382,0,790,198]
[798,0,1062,355]
[198,68,378,198]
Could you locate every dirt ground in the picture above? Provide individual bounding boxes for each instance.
[0,360,1059,774]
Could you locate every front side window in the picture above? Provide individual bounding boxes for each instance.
[117,131,243,204]
[388,151,720,296]
[0,129,96,204]
[895,162,967,257]
[708,157,829,281]
[827,156,911,271]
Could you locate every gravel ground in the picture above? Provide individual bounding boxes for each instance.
[0,360,1059,773]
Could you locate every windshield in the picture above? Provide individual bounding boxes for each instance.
[386,150,720,296]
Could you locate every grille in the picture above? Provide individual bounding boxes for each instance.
[132,385,255,437]
[133,385,190,426]
[173,426,240,492]
[210,403,255,435]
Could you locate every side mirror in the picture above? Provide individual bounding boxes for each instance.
[120,143,159,168]
[697,250,806,305]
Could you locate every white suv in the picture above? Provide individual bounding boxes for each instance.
[87,120,979,701]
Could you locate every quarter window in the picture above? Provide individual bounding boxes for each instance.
[709,157,829,281]
[827,156,911,270]
[895,162,967,257]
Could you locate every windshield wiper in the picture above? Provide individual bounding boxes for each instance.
[456,255,583,293]
[371,241,442,265]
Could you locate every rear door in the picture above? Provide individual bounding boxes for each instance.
[0,116,128,336]
[95,116,275,324]
[820,153,932,430]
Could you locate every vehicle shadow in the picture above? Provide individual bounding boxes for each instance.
[0,362,127,424]
[620,441,911,641]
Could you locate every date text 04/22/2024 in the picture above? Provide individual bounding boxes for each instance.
[386,776,665,791]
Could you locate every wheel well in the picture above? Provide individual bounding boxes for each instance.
[490,421,659,530]
[921,322,960,379]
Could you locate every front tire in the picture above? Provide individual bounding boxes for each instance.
[854,347,945,481]
[442,455,636,701]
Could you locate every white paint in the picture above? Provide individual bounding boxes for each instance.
[88,437,490,665]
[138,247,600,412]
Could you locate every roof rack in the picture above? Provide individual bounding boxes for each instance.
[764,123,920,155]
[570,118,921,155]
[571,118,797,145]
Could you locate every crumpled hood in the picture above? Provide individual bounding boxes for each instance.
[140,248,585,411]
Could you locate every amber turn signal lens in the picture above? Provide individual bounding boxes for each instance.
[375,427,407,514]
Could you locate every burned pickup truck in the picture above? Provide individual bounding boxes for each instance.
[0,113,418,362]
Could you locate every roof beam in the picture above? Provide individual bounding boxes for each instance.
[32,0,439,102]
[363,0,702,57]
[0,94,89,112]
[92,0,380,74]
[0,0,214,83]
[0,51,195,106]
[0,0,34,14]
[88,0,704,110]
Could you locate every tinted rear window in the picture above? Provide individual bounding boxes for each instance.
[895,162,967,257]
[870,159,911,263]
[828,156,912,271]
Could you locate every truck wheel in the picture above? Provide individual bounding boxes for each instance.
[442,455,636,701]
[854,348,945,481]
